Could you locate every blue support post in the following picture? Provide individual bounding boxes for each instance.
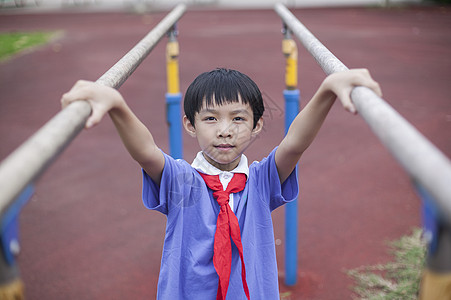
[1,184,33,265]
[166,92,183,159]
[416,183,439,254]
[284,89,300,286]
[0,184,33,297]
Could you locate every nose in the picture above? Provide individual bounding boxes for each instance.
[218,121,233,138]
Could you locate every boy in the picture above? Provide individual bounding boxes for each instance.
[61,68,381,299]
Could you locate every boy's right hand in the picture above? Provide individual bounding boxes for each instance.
[61,80,124,129]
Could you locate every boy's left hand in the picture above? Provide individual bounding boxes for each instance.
[323,68,382,114]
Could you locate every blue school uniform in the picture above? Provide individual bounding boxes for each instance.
[142,147,298,299]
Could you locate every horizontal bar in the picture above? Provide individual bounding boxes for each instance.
[274,3,451,220]
[0,3,187,217]
[97,3,187,88]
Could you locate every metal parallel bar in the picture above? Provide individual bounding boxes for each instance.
[275,3,347,75]
[97,3,187,88]
[274,3,451,221]
[0,3,187,217]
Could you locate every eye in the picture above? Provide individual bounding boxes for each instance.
[233,116,245,121]
[204,116,216,121]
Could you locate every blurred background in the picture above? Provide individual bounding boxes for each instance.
[0,0,430,12]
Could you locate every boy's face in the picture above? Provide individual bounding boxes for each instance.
[183,99,263,171]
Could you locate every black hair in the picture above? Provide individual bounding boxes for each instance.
[184,68,265,128]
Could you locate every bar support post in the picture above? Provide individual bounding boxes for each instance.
[282,23,300,286]
[165,24,183,159]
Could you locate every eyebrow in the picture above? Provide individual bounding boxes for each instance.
[198,108,251,115]
[230,109,251,115]
[198,108,218,115]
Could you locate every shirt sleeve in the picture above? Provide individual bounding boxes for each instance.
[142,151,201,215]
[249,147,299,211]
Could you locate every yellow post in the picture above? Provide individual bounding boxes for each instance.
[0,279,24,300]
[282,33,298,90]
[420,269,451,299]
[166,33,180,94]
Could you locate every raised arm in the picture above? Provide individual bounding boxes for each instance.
[61,80,165,183]
[275,69,382,183]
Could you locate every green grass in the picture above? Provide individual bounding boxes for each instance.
[0,31,56,61]
[347,228,427,299]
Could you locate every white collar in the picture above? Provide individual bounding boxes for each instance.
[191,151,249,178]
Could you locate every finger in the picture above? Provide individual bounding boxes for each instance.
[61,90,86,109]
[60,80,93,108]
[85,111,101,129]
[72,79,90,90]
[60,92,71,109]
[85,115,99,129]
[361,79,383,98]
[355,69,383,97]
[338,88,357,114]
[343,101,357,114]
[371,81,383,97]
[85,102,108,129]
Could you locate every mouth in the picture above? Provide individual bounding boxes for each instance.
[215,144,235,151]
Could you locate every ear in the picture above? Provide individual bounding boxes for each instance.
[183,115,196,137]
[251,117,263,137]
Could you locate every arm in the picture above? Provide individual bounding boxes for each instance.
[275,69,382,183]
[61,80,164,184]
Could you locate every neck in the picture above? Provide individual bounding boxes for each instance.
[202,152,241,172]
